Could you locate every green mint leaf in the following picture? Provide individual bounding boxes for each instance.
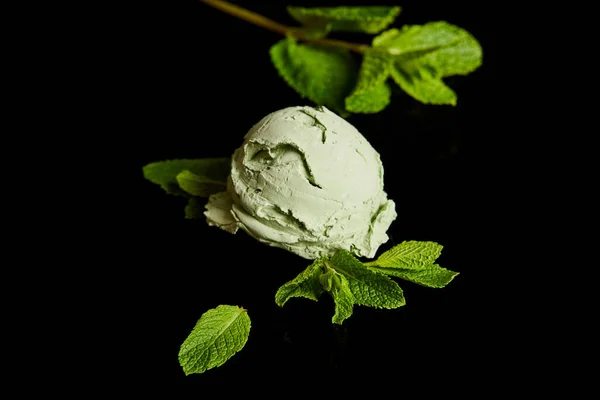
[328,249,405,309]
[390,65,458,105]
[142,158,230,197]
[365,240,443,270]
[269,37,358,115]
[319,266,336,292]
[275,257,327,307]
[345,49,395,113]
[176,170,226,198]
[345,82,391,113]
[329,272,355,325]
[370,264,459,288]
[348,49,395,92]
[373,22,482,105]
[373,22,483,74]
[184,197,204,219]
[178,305,251,375]
[287,6,401,34]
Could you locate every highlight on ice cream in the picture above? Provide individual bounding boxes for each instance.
[204,105,397,260]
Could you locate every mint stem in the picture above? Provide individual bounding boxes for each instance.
[199,0,369,54]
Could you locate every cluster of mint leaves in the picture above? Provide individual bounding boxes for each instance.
[144,158,458,375]
[276,242,458,324]
[268,6,482,116]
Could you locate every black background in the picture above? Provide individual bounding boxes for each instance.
[121,0,501,386]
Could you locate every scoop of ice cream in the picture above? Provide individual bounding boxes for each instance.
[204,105,397,260]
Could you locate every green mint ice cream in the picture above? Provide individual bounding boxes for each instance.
[205,105,397,259]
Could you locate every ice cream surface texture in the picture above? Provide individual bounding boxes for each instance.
[204,105,397,260]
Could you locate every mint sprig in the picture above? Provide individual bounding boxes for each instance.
[200,1,483,115]
[372,22,482,105]
[277,242,457,324]
[178,305,251,375]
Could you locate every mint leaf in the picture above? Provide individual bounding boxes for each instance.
[345,49,395,113]
[373,22,482,105]
[176,170,226,197]
[275,257,327,307]
[287,6,401,34]
[269,37,358,114]
[142,158,230,197]
[364,241,459,288]
[370,264,459,288]
[348,50,395,93]
[345,82,391,113]
[184,197,204,219]
[319,266,336,292]
[365,241,443,270]
[373,22,483,74]
[328,249,405,309]
[390,65,458,105]
[178,305,251,375]
[329,273,355,325]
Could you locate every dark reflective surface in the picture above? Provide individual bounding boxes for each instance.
[125,0,499,385]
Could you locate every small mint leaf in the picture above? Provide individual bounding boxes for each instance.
[142,158,230,196]
[329,273,355,325]
[275,257,327,307]
[319,266,336,292]
[176,170,226,197]
[178,305,251,375]
[328,249,405,309]
[370,264,459,288]
[269,37,358,115]
[287,6,401,34]
[390,65,457,105]
[365,241,443,270]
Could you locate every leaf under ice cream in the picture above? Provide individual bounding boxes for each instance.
[205,105,397,260]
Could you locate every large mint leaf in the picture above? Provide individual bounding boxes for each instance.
[269,38,358,115]
[365,241,443,270]
[364,241,459,288]
[275,257,327,307]
[345,49,395,113]
[370,264,459,288]
[178,305,251,375]
[373,22,482,105]
[142,158,229,197]
[287,6,401,34]
[328,249,405,309]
